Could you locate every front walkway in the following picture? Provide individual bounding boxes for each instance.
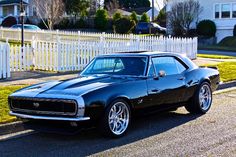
[198,50,236,57]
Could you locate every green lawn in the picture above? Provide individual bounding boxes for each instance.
[0,85,26,124]
[201,61,236,82]
[197,54,236,59]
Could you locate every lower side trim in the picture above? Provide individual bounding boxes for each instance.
[9,111,90,121]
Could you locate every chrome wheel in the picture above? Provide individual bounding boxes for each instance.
[108,102,130,136]
[199,84,212,111]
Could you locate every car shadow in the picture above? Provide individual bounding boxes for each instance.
[1,109,202,157]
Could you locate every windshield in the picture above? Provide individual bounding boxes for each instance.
[81,56,148,76]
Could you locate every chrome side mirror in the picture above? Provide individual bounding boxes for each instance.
[158,70,166,77]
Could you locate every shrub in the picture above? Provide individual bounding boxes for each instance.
[114,17,135,34]
[130,11,138,24]
[1,16,17,27]
[54,18,71,29]
[113,11,122,22]
[75,18,87,28]
[94,9,109,31]
[140,13,150,22]
[188,29,197,37]
[197,20,216,37]
[233,25,236,37]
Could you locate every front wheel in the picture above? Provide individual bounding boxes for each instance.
[98,99,131,138]
[185,82,212,114]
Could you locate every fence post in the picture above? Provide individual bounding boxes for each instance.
[57,37,61,72]
[6,41,10,78]
[31,36,36,69]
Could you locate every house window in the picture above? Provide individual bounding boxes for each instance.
[215,4,220,18]
[33,6,37,16]
[233,4,236,18]
[221,4,230,18]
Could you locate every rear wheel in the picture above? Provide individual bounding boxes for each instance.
[98,99,131,138]
[185,82,212,114]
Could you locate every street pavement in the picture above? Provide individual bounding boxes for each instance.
[0,90,235,157]
[198,50,236,56]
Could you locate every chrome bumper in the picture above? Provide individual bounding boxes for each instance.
[10,111,90,122]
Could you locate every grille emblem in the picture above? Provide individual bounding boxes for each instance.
[33,102,40,108]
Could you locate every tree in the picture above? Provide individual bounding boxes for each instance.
[141,13,150,22]
[113,11,122,21]
[114,17,136,34]
[34,0,65,30]
[64,0,89,19]
[119,0,150,8]
[130,11,138,24]
[169,0,202,36]
[94,9,109,31]
[105,0,120,15]
[156,8,166,27]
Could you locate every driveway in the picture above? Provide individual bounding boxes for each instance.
[198,50,236,57]
[0,91,236,157]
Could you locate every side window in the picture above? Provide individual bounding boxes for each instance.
[175,59,187,73]
[152,57,184,75]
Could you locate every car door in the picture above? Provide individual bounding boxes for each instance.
[146,56,187,108]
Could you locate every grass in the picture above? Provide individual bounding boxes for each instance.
[0,85,26,124]
[198,36,236,52]
[197,54,236,59]
[202,61,236,82]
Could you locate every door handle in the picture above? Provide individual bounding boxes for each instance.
[178,77,185,80]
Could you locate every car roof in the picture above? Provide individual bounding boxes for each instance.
[99,51,185,58]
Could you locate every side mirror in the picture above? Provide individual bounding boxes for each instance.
[158,70,166,77]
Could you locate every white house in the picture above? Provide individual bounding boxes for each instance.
[167,0,236,42]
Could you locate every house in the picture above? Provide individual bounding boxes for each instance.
[0,0,38,24]
[167,0,236,42]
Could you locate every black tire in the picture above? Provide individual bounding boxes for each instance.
[185,82,212,114]
[98,99,131,138]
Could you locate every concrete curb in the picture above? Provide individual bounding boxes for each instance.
[0,82,235,137]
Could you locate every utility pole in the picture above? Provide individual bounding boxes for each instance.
[20,0,24,49]
[152,0,155,21]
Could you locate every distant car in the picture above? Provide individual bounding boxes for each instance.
[9,52,220,138]
[11,24,41,30]
[135,22,166,34]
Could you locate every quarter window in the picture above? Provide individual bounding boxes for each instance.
[152,57,185,76]
[221,4,230,18]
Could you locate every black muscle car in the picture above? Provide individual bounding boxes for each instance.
[8,52,220,137]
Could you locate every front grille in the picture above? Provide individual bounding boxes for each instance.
[9,97,77,117]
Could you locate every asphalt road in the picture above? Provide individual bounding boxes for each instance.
[0,91,236,157]
[198,50,236,56]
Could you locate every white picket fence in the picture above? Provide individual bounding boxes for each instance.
[8,35,197,72]
[0,42,10,79]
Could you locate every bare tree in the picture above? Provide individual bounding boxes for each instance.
[34,0,65,30]
[105,0,120,15]
[169,0,202,36]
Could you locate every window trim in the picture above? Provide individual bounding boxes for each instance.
[149,56,188,77]
[214,3,236,19]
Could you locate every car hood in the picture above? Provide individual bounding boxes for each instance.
[10,75,141,97]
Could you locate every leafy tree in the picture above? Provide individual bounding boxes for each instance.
[119,0,150,8]
[114,17,135,34]
[95,9,109,31]
[140,13,150,22]
[130,11,138,24]
[156,9,166,27]
[64,0,89,18]
[113,11,122,21]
